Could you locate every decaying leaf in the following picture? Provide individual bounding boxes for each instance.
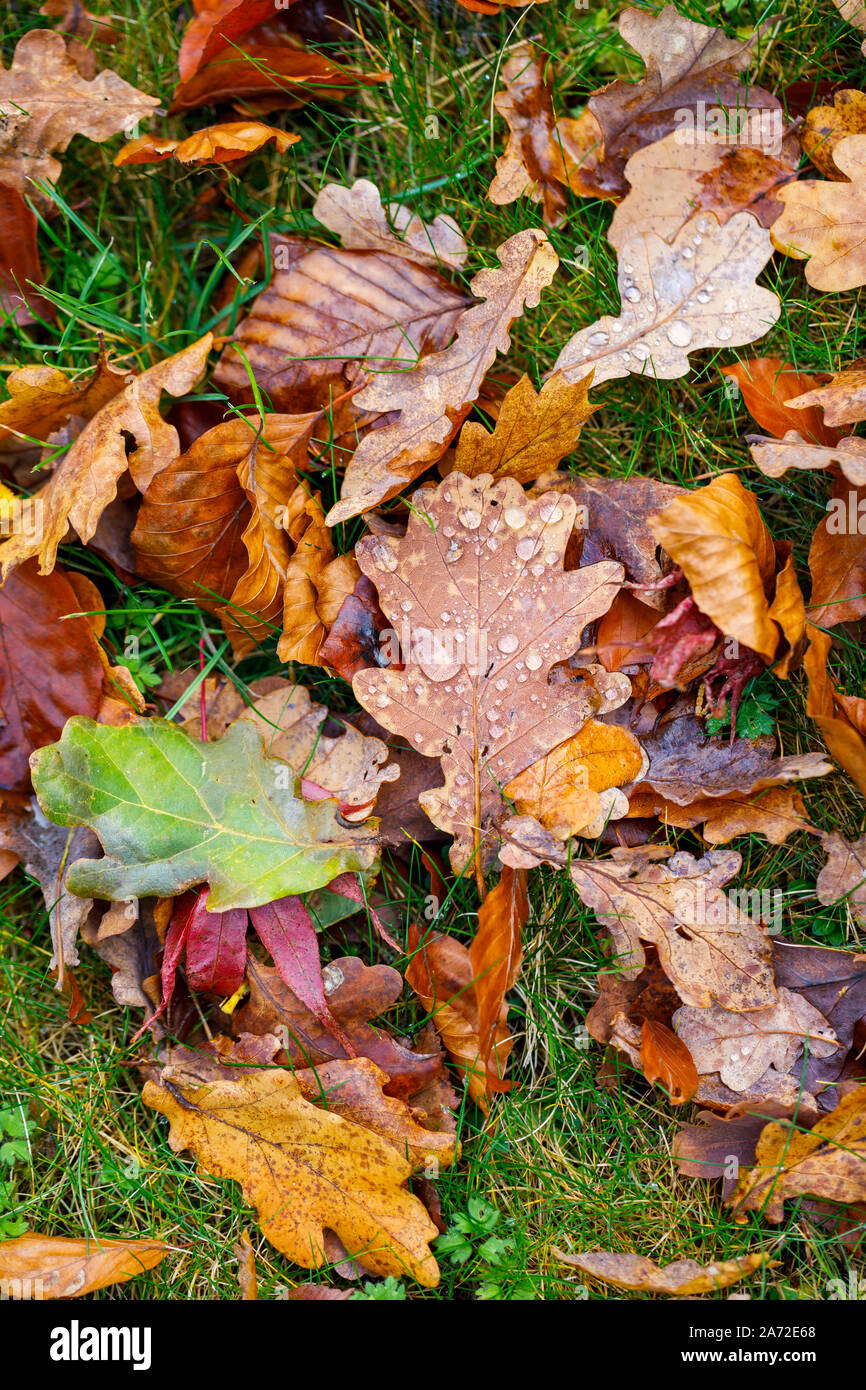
[326,230,559,524]
[818,832,866,927]
[629,784,815,847]
[142,1049,441,1285]
[552,213,780,387]
[469,865,528,1073]
[640,1018,699,1104]
[503,720,646,839]
[807,479,866,629]
[313,179,467,271]
[0,1233,167,1298]
[0,335,212,580]
[804,626,866,795]
[552,1246,773,1294]
[451,373,597,485]
[351,474,622,872]
[215,235,469,415]
[749,431,866,487]
[802,89,866,179]
[115,121,300,166]
[0,347,128,467]
[788,363,866,426]
[488,44,576,226]
[0,186,54,326]
[772,135,866,290]
[730,1086,866,1222]
[0,29,159,202]
[31,716,379,909]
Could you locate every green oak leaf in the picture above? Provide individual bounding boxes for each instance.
[30,717,380,910]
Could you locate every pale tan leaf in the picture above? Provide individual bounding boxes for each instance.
[313,178,467,270]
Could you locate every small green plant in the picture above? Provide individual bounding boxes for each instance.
[435,1199,536,1300]
[0,1105,34,1237]
[705,677,781,740]
[351,1275,407,1301]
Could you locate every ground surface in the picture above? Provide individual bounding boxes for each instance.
[1,0,865,1300]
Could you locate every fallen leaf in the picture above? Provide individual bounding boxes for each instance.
[788,362,866,426]
[326,229,559,524]
[469,865,528,1075]
[313,179,467,271]
[177,0,286,82]
[142,1048,440,1284]
[0,346,128,467]
[818,832,866,926]
[0,1233,167,1298]
[277,486,334,663]
[503,720,646,839]
[552,1246,773,1294]
[802,89,866,178]
[749,431,866,487]
[640,1018,698,1104]
[650,473,791,663]
[730,1085,866,1222]
[0,561,105,791]
[804,625,866,795]
[318,575,393,683]
[40,0,120,45]
[807,480,866,628]
[115,121,300,166]
[629,784,815,846]
[720,356,841,446]
[169,45,387,116]
[586,5,780,196]
[0,29,159,202]
[234,1229,258,1300]
[0,335,212,580]
[552,213,781,387]
[351,474,622,872]
[0,186,54,325]
[451,372,597,485]
[772,135,866,290]
[487,44,575,227]
[608,129,797,251]
[214,235,469,415]
[31,715,379,909]
[237,953,442,1101]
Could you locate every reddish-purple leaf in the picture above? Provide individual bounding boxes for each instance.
[327,873,400,951]
[249,895,356,1053]
[183,888,248,995]
[131,891,195,1042]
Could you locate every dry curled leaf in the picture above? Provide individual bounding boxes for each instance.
[0,186,54,326]
[142,1049,440,1285]
[552,213,780,387]
[488,44,575,227]
[469,865,528,1076]
[215,235,469,415]
[0,1233,167,1299]
[807,479,866,629]
[788,363,866,426]
[0,346,128,468]
[504,720,646,840]
[326,229,559,524]
[451,372,597,485]
[629,784,815,847]
[313,179,467,271]
[351,473,622,872]
[0,29,159,203]
[802,89,866,179]
[720,357,840,447]
[772,135,866,290]
[639,1018,699,1104]
[730,1085,866,1222]
[804,625,866,795]
[0,336,212,581]
[750,431,866,486]
[115,121,300,166]
[586,5,780,196]
[818,832,866,927]
[552,1246,773,1294]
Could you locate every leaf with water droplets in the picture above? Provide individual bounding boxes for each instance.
[552,212,780,387]
[350,473,623,873]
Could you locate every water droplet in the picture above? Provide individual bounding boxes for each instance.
[443,491,452,502]
[516,537,537,560]
[525,652,543,671]
[414,685,424,696]
[696,289,711,304]
[716,324,732,342]
[730,1051,740,1062]
[456,773,469,786]
[611,322,623,333]
[442,525,455,538]
[370,539,397,571]
[504,506,526,529]
[622,263,634,275]
[440,612,450,623]
[495,678,508,691]
[444,540,463,563]
[681,246,694,260]
[538,502,563,523]
[498,633,519,654]
[624,286,641,303]
[531,562,545,577]
[487,536,499,551]
[667,321,692,347]
[414,733,423,744]
[458,508,481,530]
[696,218,710,234]
[375,694,390,709]
[632,343,650,359]
[489,723,504,739]
[544,551,559,566]
[517,674,527,683]
[692,234,703,246]
[588,331,609,346]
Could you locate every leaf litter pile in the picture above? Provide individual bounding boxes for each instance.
[2,0,866,1303]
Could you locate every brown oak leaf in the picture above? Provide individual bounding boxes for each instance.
[772,134,866,290]
[451,372,597,485]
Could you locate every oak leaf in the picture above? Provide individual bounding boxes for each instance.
[0,335,212,581]
[807,480,866,628]
[326,230,559,524]
[818,832,866,927]
[214,235,469,415]
[628,785,815,846]
[488,44,577,226]
[313,179,467,272]
[802,89,866,178]
[552,1247,773,1294]
[142,1050,440,1284]
[451,373,597,485]
[503,720,646,840]
[639,1018,699,1104]
[31,716,379,909]
[787,362,866,426]
[772,135,866,290]
[169,46,388,116]
[115,121,299,166]
[552,213,780,387]
[351,474,623,871]
[608,130,797,251]
[0,29,159,203]
[720,356,841,446]
[586,5,780,196]
[0,1234,167,1299]
[750,431,866,487]
[730,1086,866,1222]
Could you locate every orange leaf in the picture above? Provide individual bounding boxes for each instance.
[639,1019,698,1105]
[470,866,529,1073]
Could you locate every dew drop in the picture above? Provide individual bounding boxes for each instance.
[370,539,397,572]
[516,537,537,560]
[588,331,609,346]
[716,324,733,342]
[498,633,519,654]
[667,321,692,347]
[487,536,499,551]
[458,508,481,530]
[622,263,634,275]
[444,540,463,563]
[681,246,694,260]
[538,502,563,523]
[531,562,545,576]
[495,678,509,692]
[525,652,543,671]
[611,322,623,333]
[504,506,526,529]
[696,289,711,304]
[624,286,641,303]
[375,695,390,709]
[489,723,504,739]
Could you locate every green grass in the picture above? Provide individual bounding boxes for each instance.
[1,0,865,1300]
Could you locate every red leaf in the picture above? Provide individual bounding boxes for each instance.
[639,1019,699,1105]
[177,0,281,82]
[327,872,400,950]
[721,358,841,447]
[249,895,356,1052]
[0,187,54,326]
[185,888,248,994]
